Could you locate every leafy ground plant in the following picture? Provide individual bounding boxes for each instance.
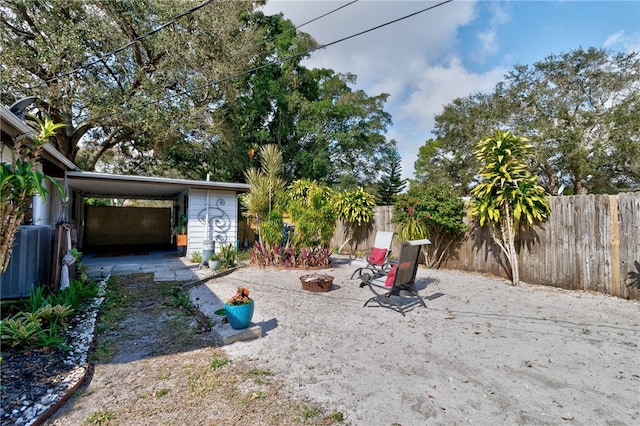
[0,278,96,350]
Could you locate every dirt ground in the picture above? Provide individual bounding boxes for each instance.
[42,260,640,426]
[43,273,338,426]
[195,261,640,426]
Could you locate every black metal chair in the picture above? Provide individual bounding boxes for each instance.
[359,239,431,316]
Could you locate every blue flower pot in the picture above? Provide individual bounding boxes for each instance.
[224,301,254,329]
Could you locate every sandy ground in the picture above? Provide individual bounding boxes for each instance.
[191,256,640,426]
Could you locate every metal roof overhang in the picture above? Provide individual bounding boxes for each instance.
[1,105,80,172]
[65,171,250,200]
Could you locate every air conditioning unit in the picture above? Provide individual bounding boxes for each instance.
[0,225,52,299]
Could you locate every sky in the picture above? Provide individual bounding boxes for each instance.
[260,0,640,181]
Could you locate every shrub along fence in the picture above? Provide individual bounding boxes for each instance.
[330,193,639,300]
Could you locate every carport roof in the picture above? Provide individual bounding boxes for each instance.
[66,171,250,199]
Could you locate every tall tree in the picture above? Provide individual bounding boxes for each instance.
[376,141,406,205]
[506,48,640,194]
[415,48,640,195]
[469,130,551,285]
[215,13,392,188]
[1,0,262,176]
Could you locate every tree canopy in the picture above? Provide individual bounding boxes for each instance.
[415,48,640,195]
[215,13,392,188]
[2,2,393,187]
[1,0,261,174]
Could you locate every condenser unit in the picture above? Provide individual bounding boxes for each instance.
[0,225,52,299]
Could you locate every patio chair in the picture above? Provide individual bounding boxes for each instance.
[349,231,395,279]
[359,238,431,316]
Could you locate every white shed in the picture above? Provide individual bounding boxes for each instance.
[65,171,250,257]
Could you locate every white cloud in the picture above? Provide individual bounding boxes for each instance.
[400,57,505,128]
[477,29,498,57]
[470,1,510,63]
[392,58,506,180]
[603,29,640,54]
[603,30,624,47]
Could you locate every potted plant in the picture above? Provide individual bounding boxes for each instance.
[172,214,188,254]
[224,287,254,329]
[208,253,221,270]
[190,251,202,264]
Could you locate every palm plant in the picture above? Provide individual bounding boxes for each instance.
[286,179,336,248]
[1,116,65,273]
[469,129,550,285]
[240,144,286,242]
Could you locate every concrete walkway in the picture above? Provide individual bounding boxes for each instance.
[82,250,212,283]
[82,250,261,345]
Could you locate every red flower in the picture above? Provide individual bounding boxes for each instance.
[226,287,253,305]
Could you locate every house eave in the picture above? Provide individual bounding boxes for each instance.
[65,171,250,199]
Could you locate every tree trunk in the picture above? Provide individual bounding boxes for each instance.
[504,206,519,285]
[338,224,355,254]
[0,206,26,274]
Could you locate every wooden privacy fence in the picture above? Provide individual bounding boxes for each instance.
[330,193,640,300]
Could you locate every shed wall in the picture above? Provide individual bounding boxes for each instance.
[187,189,239,256]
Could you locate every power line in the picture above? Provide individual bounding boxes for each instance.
[261,0,358,47]
[104,0,453,119]
[29,0,357,90]
[28,0,214,88]
[295,0,358,30]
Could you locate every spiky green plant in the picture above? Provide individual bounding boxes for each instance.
[469,129,550,285]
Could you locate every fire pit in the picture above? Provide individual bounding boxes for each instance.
[300,273,334,292]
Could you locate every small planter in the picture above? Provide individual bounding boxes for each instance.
[224,301,254,329]
[176,234,187,246]
[300,273,334,292]
[208,259,221,270]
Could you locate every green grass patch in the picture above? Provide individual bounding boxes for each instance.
[85,410,115,425]
[209,356,231,369]
[155,388,169,398]
[329,410,345,423]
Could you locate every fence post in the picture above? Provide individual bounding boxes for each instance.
[609,195,621,297]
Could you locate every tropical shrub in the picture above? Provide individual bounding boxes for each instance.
[219,244,238,269]
[248,243,331,269]
[0,315,42,348]
[240,144,287,242]
[469,129,551,285]
[333,188,376,253]
[392,183,468,267]
[1,285,88,350]
[286,179,336,248]
[1,116,65,273]
[0,273,98,350]
[259,210,286,247]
